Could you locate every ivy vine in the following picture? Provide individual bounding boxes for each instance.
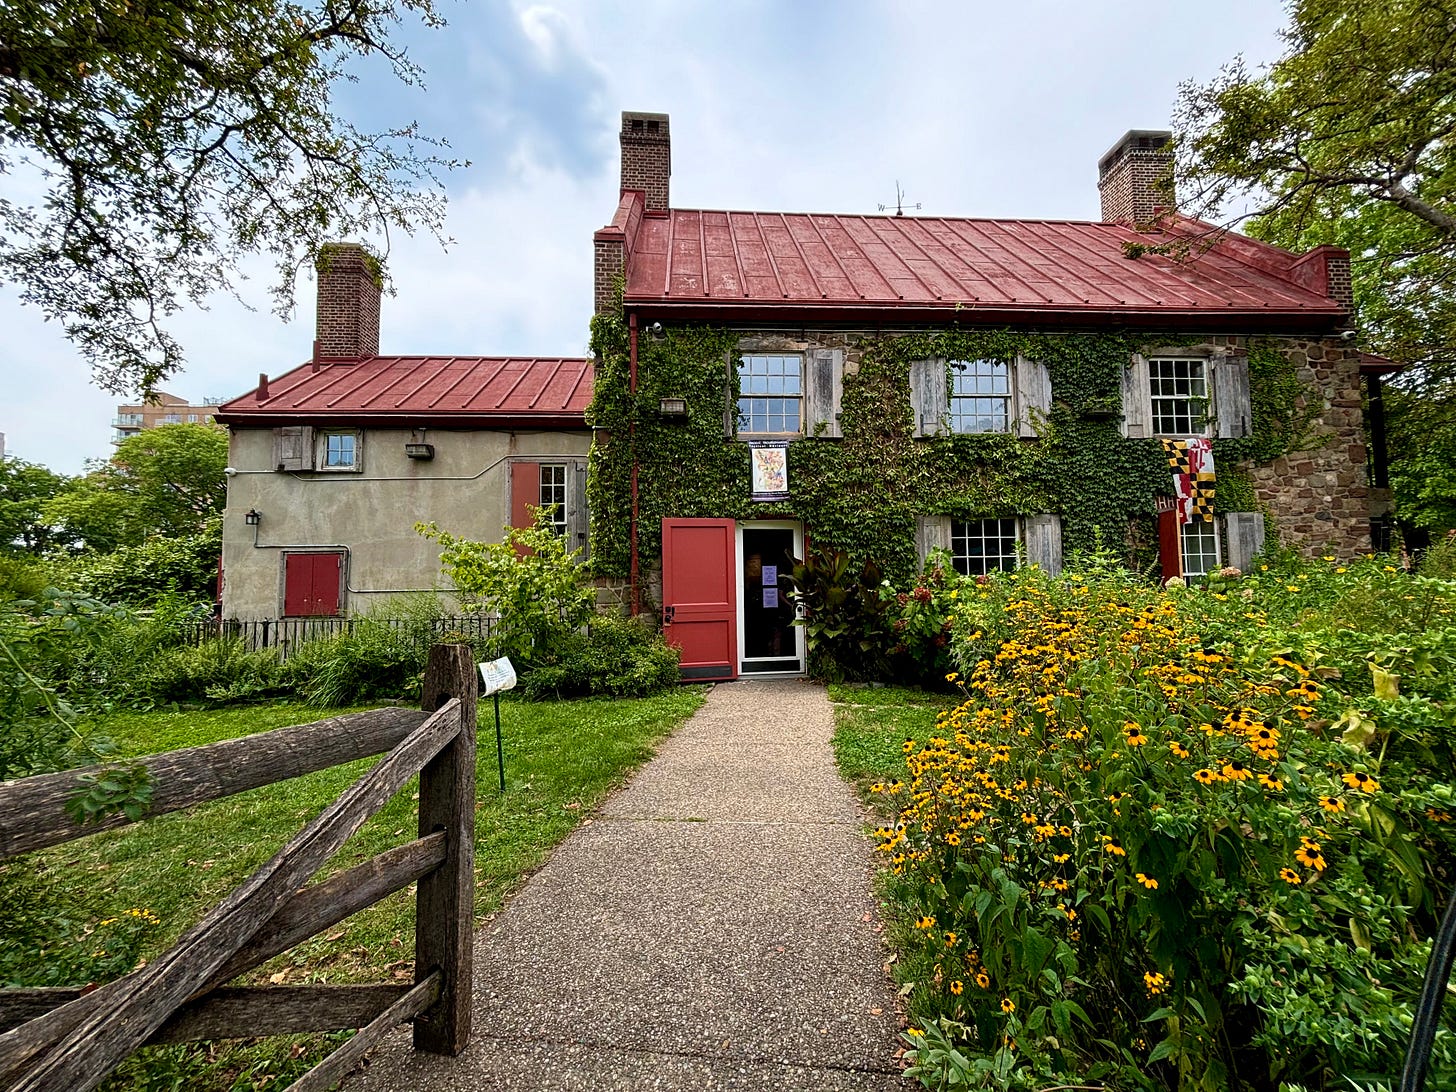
[587,311,1324,591]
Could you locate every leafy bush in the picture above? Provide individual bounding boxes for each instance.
[133,638,289,706]
[520,613,680,700]
[56,525,220,607]
[875,560,1456,1090]
[789,544,896,681]
[418,510,594,668]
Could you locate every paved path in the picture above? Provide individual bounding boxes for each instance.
[347,679,905,1091]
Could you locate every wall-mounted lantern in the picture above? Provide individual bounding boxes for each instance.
[405,442,435,459]
[244,509,262,526]
[658,397,688,421]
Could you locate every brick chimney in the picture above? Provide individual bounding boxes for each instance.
[315,242,381,361]
[620,111,671,212]
[1098,130,1174,228]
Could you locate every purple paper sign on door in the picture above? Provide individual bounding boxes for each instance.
[762,587,779,608]
[762,565,777,584]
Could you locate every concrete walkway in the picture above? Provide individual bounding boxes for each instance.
[347,679,905,1091]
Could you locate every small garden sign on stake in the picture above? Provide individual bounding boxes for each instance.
[478,656,516,792]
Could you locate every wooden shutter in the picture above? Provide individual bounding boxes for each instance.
[284,553,342,617]
[804,349,843,437]
[1212,354,1252,438]
[510,461,539,531]
[568,458,590,561]
[1157,509,1182,582]
[915,515,951,568]
[1015,356,1051,438]
[1222,512,1265,572]
[1121,355,1152,439]
[273,426,314,471]
[909,359,947,438]
[1023,514,1062,575]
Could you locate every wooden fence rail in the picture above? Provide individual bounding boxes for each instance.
[0,643,478,1092]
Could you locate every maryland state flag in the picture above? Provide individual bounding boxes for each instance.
[1160,438,1215,525]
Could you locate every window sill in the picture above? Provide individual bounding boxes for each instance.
[735,433,802,442]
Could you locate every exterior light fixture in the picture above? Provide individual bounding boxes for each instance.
[404,442,435,459]
[658,397,688,421]
[244,509,262,526]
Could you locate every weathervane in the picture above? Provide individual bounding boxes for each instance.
[877,181,921,217]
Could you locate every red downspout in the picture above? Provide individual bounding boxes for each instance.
[628,312,640,617]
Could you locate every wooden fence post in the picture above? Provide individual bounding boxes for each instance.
[413,644,477,1055]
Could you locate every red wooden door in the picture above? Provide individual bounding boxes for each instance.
[284,552,343,616]
[1157,509,1183,583]
[661,519,738,681]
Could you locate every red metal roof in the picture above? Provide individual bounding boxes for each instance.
[620,209,1345,323]
[1359,352,1403,376]
[214,356,593,425]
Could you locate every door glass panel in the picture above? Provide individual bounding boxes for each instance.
[742,528,797,661]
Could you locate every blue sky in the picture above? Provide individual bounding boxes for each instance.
[2,0,1290,473]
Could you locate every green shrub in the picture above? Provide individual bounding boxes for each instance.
[55,525,220,607]
[520,613,680,700]
[788,543,896,681]
[875,560,1456,1091]
[133,638,289,706]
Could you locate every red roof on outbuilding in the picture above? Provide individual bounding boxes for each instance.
[616,206,1346,327]
[213,356,593,426]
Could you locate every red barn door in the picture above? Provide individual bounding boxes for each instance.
[661,519,738,681]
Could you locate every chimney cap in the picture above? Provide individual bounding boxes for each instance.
[1098,129,1172,176]
[621,111,670,136]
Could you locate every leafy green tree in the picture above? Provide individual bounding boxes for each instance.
[0,0,458,393]
[0,458,73,554]
[1173,0,1456,532]
[44,423,227,549]
[418,510,594,667]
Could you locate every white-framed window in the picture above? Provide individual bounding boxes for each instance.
[1181,517,1220,578]
[737,354,802,435]
[948,359,1011,434]
[317,430,361,471]
[162,413,182,423]
[539,463,568,537]
[1148,357,1209,436]
[950,518,1020,577]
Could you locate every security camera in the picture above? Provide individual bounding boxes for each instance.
[1338,329,1358,341]
[224,466,238,476]
[649,321,665,337]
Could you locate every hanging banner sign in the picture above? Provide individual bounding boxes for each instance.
[749,442,790,501]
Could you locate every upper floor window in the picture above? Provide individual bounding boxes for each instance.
[950,517,1019,577]
[949,359,1012,434]
[539,463,568,537]
[1148,357,1209,436]
[737,354,802,435]
[318,430,360,471]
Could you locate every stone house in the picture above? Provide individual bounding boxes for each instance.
[589,112,1393,680]
[215,244,592,620]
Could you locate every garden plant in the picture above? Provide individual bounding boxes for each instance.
[846,548,1456,1091]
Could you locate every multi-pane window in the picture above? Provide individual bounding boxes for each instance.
[950,518,1019,577]
[539,463,568,537]
[737,354,802,435]
[323,432,357,469]
[949,359,1011,434]
[1181,518,1220,578]
[1148,358,1209,436]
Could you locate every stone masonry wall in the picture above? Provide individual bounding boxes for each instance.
[1248,336,1370,556]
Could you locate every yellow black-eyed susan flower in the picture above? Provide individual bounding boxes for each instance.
[1222,761,1253,782]
[1319,795,1346,814]
[1136,873,1158,890]
[950,979,964,995]
[1341,771,1380,793]
[1279,868,1302,885]
[1001,998,1015,1014]
[976,971,990,989]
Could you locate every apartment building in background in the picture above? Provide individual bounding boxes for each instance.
[113,392,228,443]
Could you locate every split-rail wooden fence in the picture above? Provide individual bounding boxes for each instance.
[0,643,479,1092]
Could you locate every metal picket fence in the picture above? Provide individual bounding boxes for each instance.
[177,615,497,660]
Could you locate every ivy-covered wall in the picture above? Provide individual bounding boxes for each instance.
[586,308,1368,602]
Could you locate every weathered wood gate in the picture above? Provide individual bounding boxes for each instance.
[0,644,479,1092]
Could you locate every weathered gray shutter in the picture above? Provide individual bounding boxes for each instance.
[568,458,590,562]
[1212,353,1252,438]
[915,514,951,569]
[1015,356,1051,437]
[1222,512,1265,573]
[273,426,314,471]
[724,351,739,439]
[909,359,947,437]
[1121,355,1152,438]
[1023,514,1063,575]
[804,349,843,437]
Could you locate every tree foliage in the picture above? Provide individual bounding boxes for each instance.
[44,422,227,549]
[0,0,458,393]
[1173,0,1456,533]
[0,458,73,554]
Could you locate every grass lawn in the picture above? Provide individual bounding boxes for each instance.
[828,682,947,788]
[8,687,704,1089]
